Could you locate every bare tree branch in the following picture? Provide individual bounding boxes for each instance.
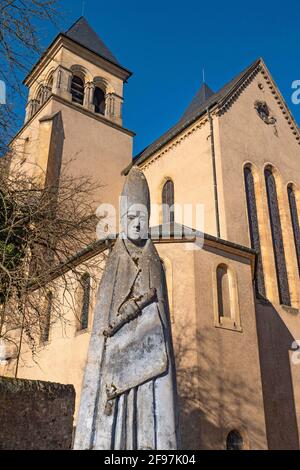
[0,156,105,361]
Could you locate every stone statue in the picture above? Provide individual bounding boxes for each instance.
[74,167,179,450]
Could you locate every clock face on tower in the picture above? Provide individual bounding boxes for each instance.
[254,100,277,125]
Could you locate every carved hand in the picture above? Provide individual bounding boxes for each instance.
[136,287,157,309]
[103,287,158,338]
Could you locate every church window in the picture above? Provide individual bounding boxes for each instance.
[214,264,241,331]
[93,86,105,115]
[45,75,54,100]
[71,75,84,105]
[287,184,300,275]
[265,168,290,306]
[40,291,53,343]
[217,264,231,320]
[226,430,244,450]
[244,166,265,297]
[78,273,91,330]
[36,87,43,105]
[162,179,175,224]
[35,86,47,110]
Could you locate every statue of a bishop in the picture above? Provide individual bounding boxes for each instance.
[74,167,179,450]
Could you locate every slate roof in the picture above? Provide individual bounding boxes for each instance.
[65,17,121,67]
[181,82,214,120]
[24,17,131,85]
[123,58,262,174]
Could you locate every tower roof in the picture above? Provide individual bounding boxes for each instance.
[181,82,214,120]
[65,17,120,67]
[24,17,131,86]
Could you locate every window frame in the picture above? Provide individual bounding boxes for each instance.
[70,74,85,105]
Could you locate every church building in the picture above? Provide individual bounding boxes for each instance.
[2,17,300,450]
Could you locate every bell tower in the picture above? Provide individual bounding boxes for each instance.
[12,17,134,213]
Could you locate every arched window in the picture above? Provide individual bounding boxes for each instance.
[162,179,174,224]
[214,264,241,331]
[244,166,265,297]
[40,291,53,343]
[287,184,300,275]
[36,87,45,108]
[78,273,91,330]
[265,168,290,306]
[71,75,84,105]
[226,430,244,450]
[217,264,231,320]
[93,86,105,115]
[45,75,54,100]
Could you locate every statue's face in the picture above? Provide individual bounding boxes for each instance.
[122,205,149,243]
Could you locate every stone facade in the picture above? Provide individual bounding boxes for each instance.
[3,18,300,450]
[0,377,75,450]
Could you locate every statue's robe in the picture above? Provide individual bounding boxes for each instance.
[74,235,179,450]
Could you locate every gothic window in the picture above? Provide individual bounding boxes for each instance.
[226,430,244,450]
[244,166,266,297]
[265,168,291,306]
[217,264,231,320]
[35,86,46,111]
[215,264,241,330]
[40,291,52,343]
[93,87,105,115]
[162,179,174,224]
[36,87,43,106]
[71,75,84,105]
[287,184,300,274]
[45,75,54,100]
[78,273,91,330]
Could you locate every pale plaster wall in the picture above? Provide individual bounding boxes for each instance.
[11,240,267,450]
[50,98,132,213]
[6,53,299,450]
[217,70,300,309]
[193,246,267,450]
[15,252,106,420]
[11,100,54,176]
[141,119,217,235]
[255,299,300,449]
[11,94,133,224]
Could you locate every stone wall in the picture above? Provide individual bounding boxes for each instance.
[0,376,75,450]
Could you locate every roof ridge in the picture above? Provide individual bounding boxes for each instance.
[124,58,264,172]
[65,16,85,34]
[181,82,215,120]
[65,16,120,67]
[24,17,132,86]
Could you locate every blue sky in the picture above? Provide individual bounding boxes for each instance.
[16,0,300,155]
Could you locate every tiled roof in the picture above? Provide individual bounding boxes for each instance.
[180,82,214,120]
[65,16,121,67]
[123,58,262,173]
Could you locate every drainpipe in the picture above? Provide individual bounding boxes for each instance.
[207,106,221,238]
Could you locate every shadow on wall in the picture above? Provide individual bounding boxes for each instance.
[173,319,266,450]
[254,297,300,450]
[173,299,300,450]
